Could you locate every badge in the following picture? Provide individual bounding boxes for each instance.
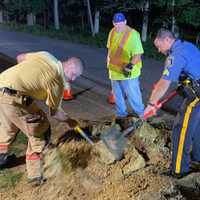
[165,55,174,68]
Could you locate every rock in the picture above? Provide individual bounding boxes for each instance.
[134,122,161,145]
[112,167,124,181]
[122,146,146,176]
[133,122,170,164]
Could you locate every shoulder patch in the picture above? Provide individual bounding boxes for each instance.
[165,56,174,68]
[162,68,169,76]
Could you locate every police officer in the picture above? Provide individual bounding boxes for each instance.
[144,28,200,178]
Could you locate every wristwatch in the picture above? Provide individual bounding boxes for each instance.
[148,102,156,107]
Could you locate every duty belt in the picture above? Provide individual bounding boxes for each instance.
[0,87,18,96]
[0,87,33,106]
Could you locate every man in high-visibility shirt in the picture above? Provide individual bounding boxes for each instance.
[0,51,83,186]
[107,13,144,120]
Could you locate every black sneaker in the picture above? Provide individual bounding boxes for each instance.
[160,169,191,179]
[28,176,46,187]
[0,154,17,169]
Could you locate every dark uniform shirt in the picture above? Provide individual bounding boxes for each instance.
[162,40,200,81]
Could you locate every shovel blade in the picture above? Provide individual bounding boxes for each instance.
[100,127,128,160]
[100,119,144,161]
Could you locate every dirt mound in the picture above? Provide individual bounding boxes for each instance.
[1,117,199,200]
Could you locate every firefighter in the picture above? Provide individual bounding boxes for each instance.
[144,28,200,178]
[0,51,83,185]
[106,12,144,119]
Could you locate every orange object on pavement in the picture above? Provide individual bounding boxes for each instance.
[108,91,115,104]
[63,89,74,100]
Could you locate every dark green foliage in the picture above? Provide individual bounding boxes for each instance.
[1,0,199,58]
[5,0,47,14]
[143,38,164,60]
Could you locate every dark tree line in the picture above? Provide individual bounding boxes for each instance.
[0,0,199,43]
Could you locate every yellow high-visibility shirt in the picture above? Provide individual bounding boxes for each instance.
[0,51,66,110]
[107,25,144,80]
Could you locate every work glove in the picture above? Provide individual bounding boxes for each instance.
[52,110,68,122]
[143,104,157,120]
[123,63,133,77]
[52,110,78,128]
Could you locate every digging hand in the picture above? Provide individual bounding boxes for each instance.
[52,110,79,128]
[143,90,177,120]
[52,110,68,122]
[143,104,159,120]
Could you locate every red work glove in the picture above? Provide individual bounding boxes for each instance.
[143,104,158,120]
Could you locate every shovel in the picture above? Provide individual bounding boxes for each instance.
[74,125,126,162]
[74,126,95,145]
[101,89,178,160]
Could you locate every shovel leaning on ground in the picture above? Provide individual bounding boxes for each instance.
[73,125,128,163]
[101,89,178,161]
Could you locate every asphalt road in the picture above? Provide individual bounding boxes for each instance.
[0,28,181,120]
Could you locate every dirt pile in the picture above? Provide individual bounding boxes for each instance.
[1,118,200,200]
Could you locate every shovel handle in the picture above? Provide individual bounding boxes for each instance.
[144,90,177,120]
[143,109,157,120]
[74,126,94,145]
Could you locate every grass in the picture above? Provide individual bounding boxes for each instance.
[0,22,108,48]
[0,131,26,191]
[9,131,27,156]
[14,131,27,144]
[0,169,24,190]
[0,132,26,190]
